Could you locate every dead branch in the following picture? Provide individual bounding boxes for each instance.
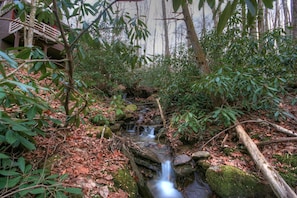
[156,98,166,128]
[257,137,297,146]
[257,119,297,137]
[235,121,297,198]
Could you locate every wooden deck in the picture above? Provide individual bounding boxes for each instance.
[9,15,61,42]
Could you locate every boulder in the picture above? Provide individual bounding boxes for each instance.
[206,165,275,198]
[174,164,196,177]
[173,154,192,166]
[192,151,210,160]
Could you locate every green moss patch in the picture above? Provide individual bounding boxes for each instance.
[113,168,138,198]
[273,154,297,187]
[206,165,274,198]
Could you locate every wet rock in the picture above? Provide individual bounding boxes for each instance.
[206,165,275,198]
[113,168,138,198]
[192,151,210,160]
[174,164,196,177]
[173,154,192,166]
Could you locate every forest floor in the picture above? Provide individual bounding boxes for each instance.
[21,68,297,197]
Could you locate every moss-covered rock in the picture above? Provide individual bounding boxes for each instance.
[206,165,274,198]
[113,168,138,198]
[95,126,113,139]
[124,104,137,112]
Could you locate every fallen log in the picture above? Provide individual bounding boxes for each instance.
[235,122,297,198]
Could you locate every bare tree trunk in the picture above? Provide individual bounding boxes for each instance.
[282,0,290,31]
[27,0,37,47]
[212,1,221,28]
[264,7,269,32]
[182,2,211,75]
[135,1,140,57]
[292,0,297,39]
[202,4,206,37]
[258,0,264,40]
[162,0,170,57]
[241,0,247,35]
[274,0,280,29]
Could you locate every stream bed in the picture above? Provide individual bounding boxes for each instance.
[123,110,212,198]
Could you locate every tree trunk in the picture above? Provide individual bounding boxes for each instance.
[274,0,280,29]
[282,0,290,31]
[292,0,297,40]
[27,0,37,47]
[258,0,264,39]
[264,7,269,32]
[241,0,247,35]
[181,2,211,75]
[202,4,206,37]
[235,122,297,198]
[162,0,170,57]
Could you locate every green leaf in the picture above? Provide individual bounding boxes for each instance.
[18,157,26,173]
[206,0,215,9]
[14,0,24,10]
[6,130,17,145]
[262,0,274,9]
[0,51,18,68]
[0,176,22,189]
[16,48,32,59]
[217,1,233,34]
[56,191,68,198]
[18,136,36,151]
[64,187,83,195]
[0,153,10,159]
[198,0,206,9]
[172,0,183,12]
[30,187,46,194]
[0,170,20,176]
[12,124,30,133]
[5,80,36,92]
[245,0,257,15]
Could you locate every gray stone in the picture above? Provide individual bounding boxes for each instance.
[173,154,192,166]
[174,164,196,176]
[192,151,210,160]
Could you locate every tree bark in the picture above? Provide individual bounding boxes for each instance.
[274,0,280,29]
[235,122,297,198]
[282,0,290,31]
[181,2,211,75]
[258,0,264,40]
[292,0,297,40]
[27,0,37,47]
[162,0,170,57]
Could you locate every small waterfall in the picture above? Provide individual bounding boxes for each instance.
[154,160,183,198]
[142,126,155,139]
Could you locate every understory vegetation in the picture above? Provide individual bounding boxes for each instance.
[139,22,297,141]
[0,3,296,197]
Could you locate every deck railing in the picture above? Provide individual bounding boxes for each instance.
[9,15,61,42]
[0,0,13,16]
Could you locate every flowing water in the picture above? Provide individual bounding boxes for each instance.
[153,160,183,198]
[124,107,212,198]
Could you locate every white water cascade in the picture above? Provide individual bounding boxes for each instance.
[153,160,183,198]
